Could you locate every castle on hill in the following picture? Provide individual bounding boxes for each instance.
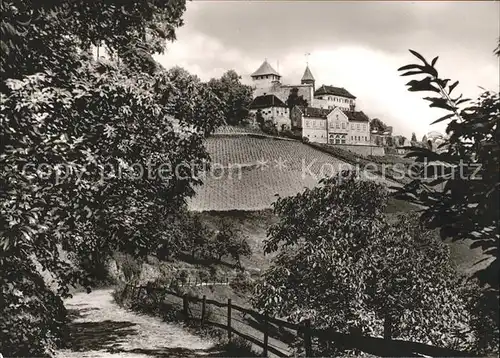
[248,59,372,146]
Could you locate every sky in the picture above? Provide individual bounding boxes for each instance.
[155,1,499,138]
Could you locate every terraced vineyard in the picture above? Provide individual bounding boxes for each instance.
[188,135,399,211]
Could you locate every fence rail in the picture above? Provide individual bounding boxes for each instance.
[124,283,476,358]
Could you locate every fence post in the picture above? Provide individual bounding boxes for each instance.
[263,312,269,357]
[183,294,189,322]
[384,314,392,340]
[201,295,206,326]
[303,319,312,357]
[227,298,232,341]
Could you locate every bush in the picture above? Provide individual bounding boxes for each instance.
[230,272,255,294]
[227,237,252,268]
[259,120,278,136]
[253,173,474,355]
[117,253,142,282]
[0,259,68,357]
[280,129,302,140]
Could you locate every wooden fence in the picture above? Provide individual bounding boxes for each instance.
[124,283,476,358]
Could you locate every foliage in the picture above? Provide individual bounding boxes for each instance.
[252,173,474,355]
[369,117,389,132]
[209,220,252,266]
[207,70,253,126]
[0,257,68,357]
[259,119,279,135]
[397,49,499,354]
[0,0,226,355]
[230,272,255,294]
[280,129,303,140]
[397,49,499,288]
[286,87,308,117]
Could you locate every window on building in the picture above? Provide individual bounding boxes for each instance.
[363,124,366,131]
[357,124,361,130]
[341,137,346,144]
[336,123,340,129]
[306,120,310,127]
[342,122,346,129]
[351,123,355,129]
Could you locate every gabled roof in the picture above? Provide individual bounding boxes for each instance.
[345,111,370,122]
[301,66,315,82]
[249,94,287,109]
[251,60,280,77]
[301,106,332,119]
[314,85,356,99]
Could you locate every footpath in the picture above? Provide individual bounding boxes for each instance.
[55,288,217,358]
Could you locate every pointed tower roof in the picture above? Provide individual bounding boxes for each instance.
[251,60,280,77]
[301,65,315,82]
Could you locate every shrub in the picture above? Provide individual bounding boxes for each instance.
[259,120,278,136]
[253,172,474,355]
[0,259,68,357]
[118,253,142,282]
[280,129,302,140]
[227,237,252,268]
[230,272,255,294]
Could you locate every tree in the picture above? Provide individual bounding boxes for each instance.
[411,132,417,143]
[370,117,388,132]
[286,87,308,118]
[386,136,393,147]
[0,1,224,355]
[207,70,253,126]
[253,173,473,356]
[397,48,499,354]
[209,220,252,266]
[399,136,407,146]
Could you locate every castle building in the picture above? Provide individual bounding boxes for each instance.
[249,59,371,145]
[248,94,290,131]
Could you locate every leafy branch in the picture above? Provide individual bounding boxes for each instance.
[398,49,469,125]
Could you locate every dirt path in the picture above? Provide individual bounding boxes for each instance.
[55,288,216,358]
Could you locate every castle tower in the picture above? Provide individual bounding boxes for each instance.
[301,65,315,92]
[251,59,281,98]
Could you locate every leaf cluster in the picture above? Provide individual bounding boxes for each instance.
[253,173,474,354]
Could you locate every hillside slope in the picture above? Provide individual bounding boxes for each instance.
[188,135,399,211]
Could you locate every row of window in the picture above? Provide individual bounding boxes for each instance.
[254,75,279,80]
[260,109,287,116]
[306,133,368,144]
[305,120,367,131]
[317,96,354,104]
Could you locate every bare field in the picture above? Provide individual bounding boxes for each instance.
[188,135,398,211]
